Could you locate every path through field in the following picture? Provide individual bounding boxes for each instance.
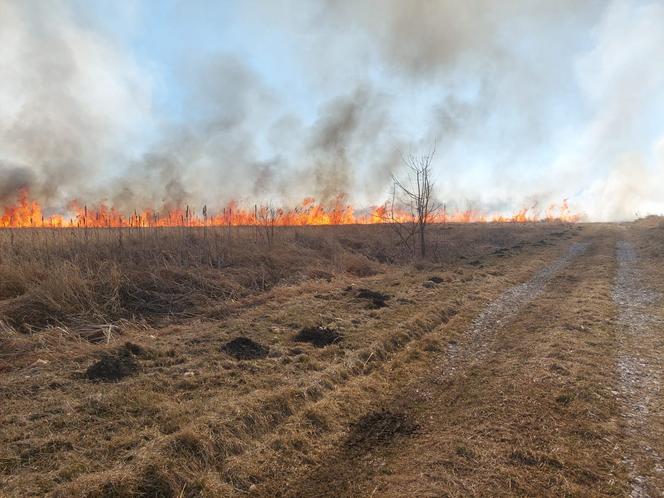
[281,225,664,497]
[614,240,664,497]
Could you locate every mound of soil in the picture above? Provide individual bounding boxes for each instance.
[345,410,418,450]
[293,326,342,347]
[85,350,140,382]
[356,288,390,301]
[356,288,390,309]
[221,337,270,360]
[368,299,388,309]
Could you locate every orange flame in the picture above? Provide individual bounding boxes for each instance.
[0,189,582,228]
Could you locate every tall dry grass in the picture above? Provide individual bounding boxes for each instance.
[0,225,402,333]
[0,223,575,334]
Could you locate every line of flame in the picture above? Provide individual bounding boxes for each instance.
[0,190,582,228]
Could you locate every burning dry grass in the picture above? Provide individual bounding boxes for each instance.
[0,222,583,496]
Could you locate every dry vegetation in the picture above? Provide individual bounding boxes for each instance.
[0,223,554,335]
[4,221,661,497]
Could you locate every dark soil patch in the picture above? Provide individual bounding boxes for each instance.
[221,337,270,360]
[293,326,342,347]
[356,288,390,309]
[85,350,140,382]
[367,299,388,309]
[345,410,418,450]
[356,288,390,301]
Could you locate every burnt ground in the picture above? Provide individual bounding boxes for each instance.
[221,337,270,360]
[293,326,342,347]
[3,222,664,497]
[84,343,151,382]
[355,288,391,309]
[344,410,419,451]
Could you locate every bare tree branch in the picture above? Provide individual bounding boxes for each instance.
[388,145,439,258]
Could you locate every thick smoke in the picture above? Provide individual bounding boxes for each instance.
[303,86,397,203]
[1,0,662,220]
[0,162,34,202]
[549,0,664,220]
[0,0,151,207]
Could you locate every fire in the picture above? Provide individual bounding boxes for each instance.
[0,189,582,228]
[0,189,65,228]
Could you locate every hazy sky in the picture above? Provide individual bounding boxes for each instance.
[1,0,663,220]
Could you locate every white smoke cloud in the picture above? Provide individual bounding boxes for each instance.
[550,0,664,220]
[1,0,663,220]
[0,0,152,204]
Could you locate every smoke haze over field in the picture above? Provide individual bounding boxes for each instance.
[1,0,663,220]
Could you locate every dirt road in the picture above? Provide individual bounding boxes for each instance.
[614,239,664,497]
[279,224,664,497]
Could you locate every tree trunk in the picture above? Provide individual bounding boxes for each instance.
[419,222,426,258]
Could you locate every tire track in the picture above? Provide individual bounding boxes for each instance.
[283,241,590,497]
[446,241,589,367]
[613,240,664,497]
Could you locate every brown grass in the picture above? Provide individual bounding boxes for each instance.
[0,224,579,333]
[0,222,585,496]
[280,226,644,497]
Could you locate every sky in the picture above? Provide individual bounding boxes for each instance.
[1,0,663,220]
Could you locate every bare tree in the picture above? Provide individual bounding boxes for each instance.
[389,146,438,258]
[256,203,280,247]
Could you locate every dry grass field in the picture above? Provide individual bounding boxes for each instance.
[1,221,664,497]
